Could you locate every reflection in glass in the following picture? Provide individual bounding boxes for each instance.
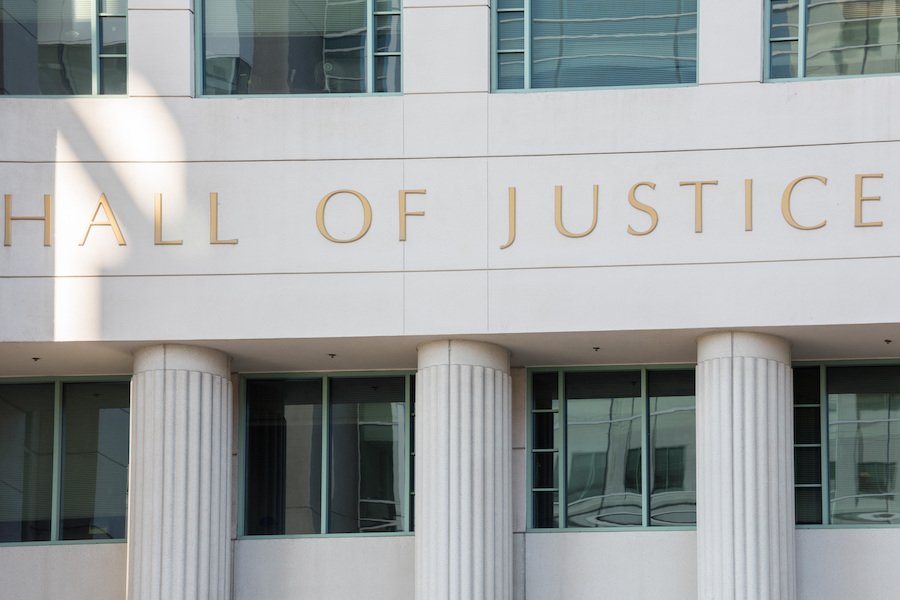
[204,0,372,94]
[1,0,93,94]
[245,379,323,535]
[807,0,900,76]
[828,365,900,524]
[61,382,130,540]
[565,371,642,527]
[648,370,696,525]
[0,384,55,542]
[530,0,697,88]
[330,377,406,533]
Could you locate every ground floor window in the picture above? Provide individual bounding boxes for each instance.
[242,373,414,536]
[0,380,130,543]
[794,364,900,525]
[529,368,696,529]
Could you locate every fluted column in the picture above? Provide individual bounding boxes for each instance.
[416,340,512,600]
[696,332,795,600]
[127,344,232,600]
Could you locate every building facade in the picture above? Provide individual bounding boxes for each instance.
[2,0,900,599]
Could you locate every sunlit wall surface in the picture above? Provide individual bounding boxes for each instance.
[202,0,401,94]
[0,0,126,95]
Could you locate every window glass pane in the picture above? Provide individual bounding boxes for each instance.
[374,55,400,92]
[497,53,525,89]
[533,490,558,528]
[530,0,697,88]
[648,370,696,525]
[532,372,558,410]
[375,0,400,12]
[100,57,127,94]
[533,451,558,488]
[565,371,642,527]
[770,0,800,38]
[245,379,323,535]
[375,15,400,53]
[1,0,93,95]
[795,487,823,524]
[498,11,524,52]
[806,0,900,77]
[0,384,54,542]
[828,366,900,524]
[770,40,799,78]
[61,382,129,540]
[329,377,406,533]
[204,0,368,94]
[794,406,821,444]
[498,0,524,9]
[794,367,821,405]
[101,0,127,14]
[532,411,558,450]
[795,446,821,485]
[101,16,126,54]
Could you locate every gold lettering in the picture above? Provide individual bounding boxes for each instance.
[854,173,883,228]
[500,187,517,250]
[316,189,372,243]
[4,194,53,246]
[80,193,126,246]
[154,193,183,245]
[627,182,658,236]
[398,189,427,242]
[679,180,718,233]
[744,179,753,232]
[209,192,239,244]
[782,175,827,230]
[554,185,599,238]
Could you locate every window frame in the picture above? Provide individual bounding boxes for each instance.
[0,376,131,546]
[238,371,415,539]
[0,0,127,97]
[491,0,699,92]
[793,360,900,528]
[195,0,403,97]
[526,365,697,532]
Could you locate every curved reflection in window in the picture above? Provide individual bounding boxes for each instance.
[828,366,900,525]
[566,371,642,528]
[203,0,400,94]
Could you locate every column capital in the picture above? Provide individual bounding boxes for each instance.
[133,343,230,377]
[697,331,791,364]
[417,339,510,372]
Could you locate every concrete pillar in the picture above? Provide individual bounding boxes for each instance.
[696,332,796,600]
[416,340,512,600]
[127,344,232,600]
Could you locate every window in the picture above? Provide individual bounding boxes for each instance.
[242,373,414,536]
[0,380,130,543]
[495,0,697,90]
[794,364,900,525]
[530,368,696,529]
[768,0,900,79]
[202,0,401,95]
[0,0,126,95]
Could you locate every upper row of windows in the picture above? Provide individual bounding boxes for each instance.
[1,0,898,96]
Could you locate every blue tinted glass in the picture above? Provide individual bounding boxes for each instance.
[530,0,697,88]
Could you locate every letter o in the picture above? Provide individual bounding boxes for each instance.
[316,189,373,243]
